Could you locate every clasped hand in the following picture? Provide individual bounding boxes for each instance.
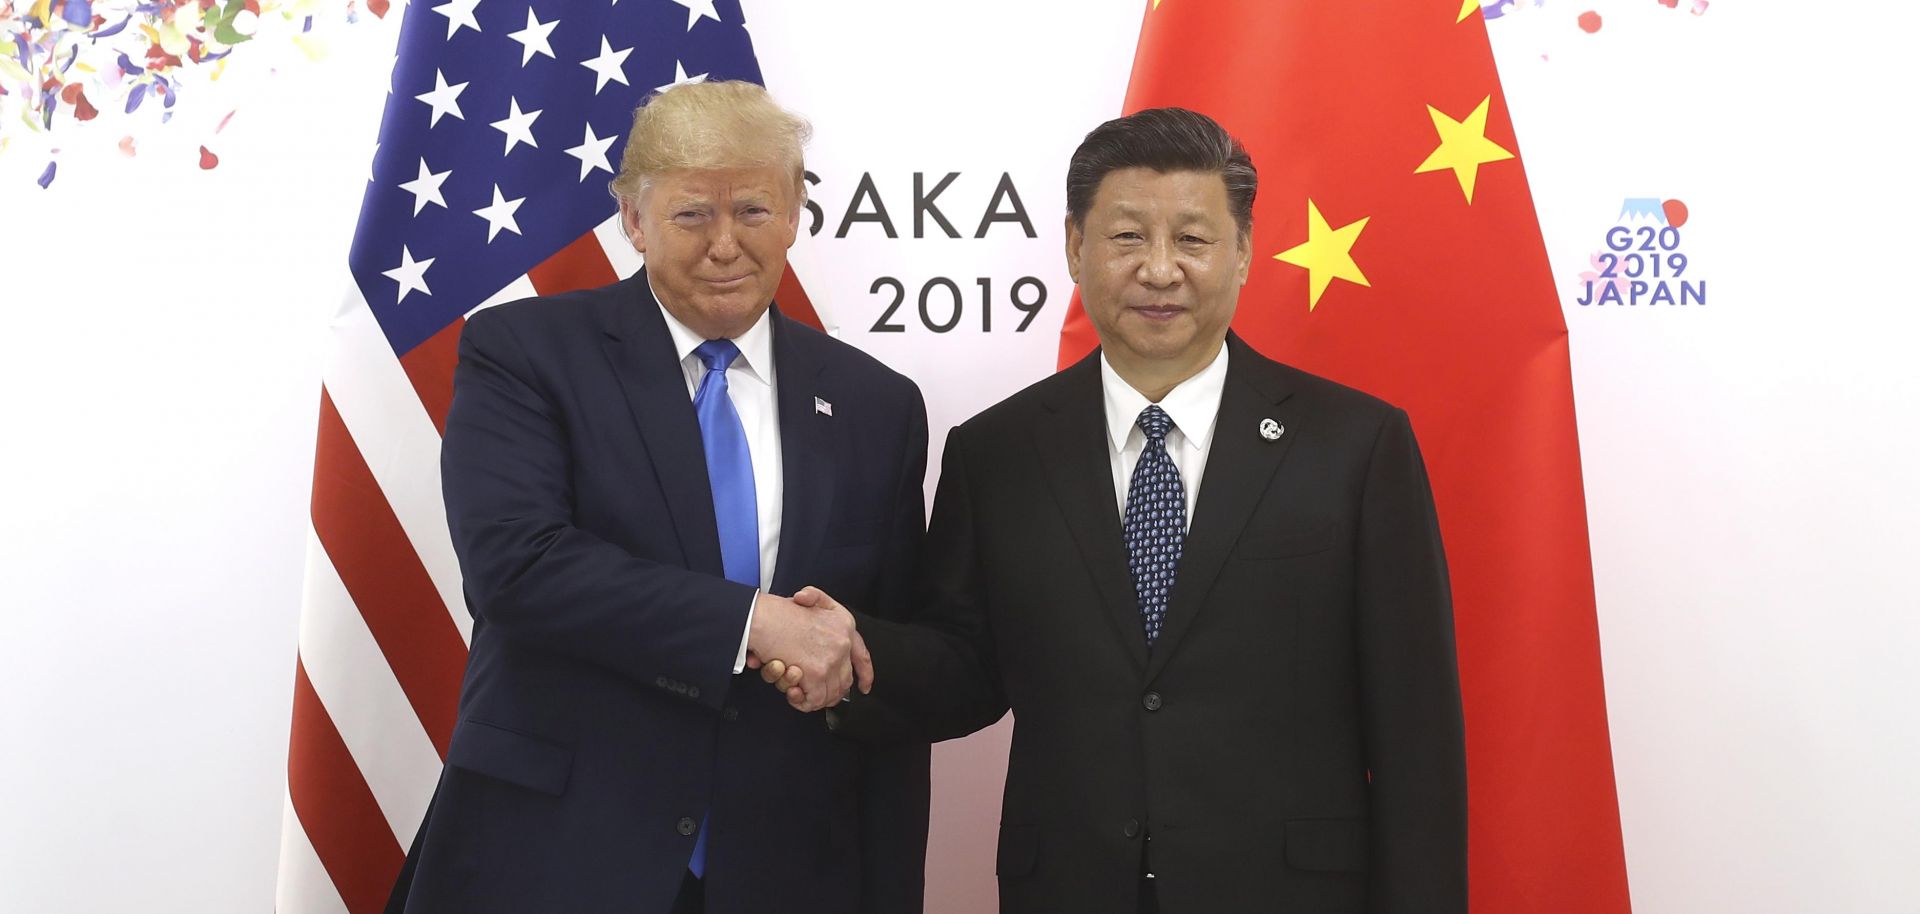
[744,586,871,712]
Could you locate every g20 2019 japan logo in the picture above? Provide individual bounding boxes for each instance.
[1577,197,1707,307]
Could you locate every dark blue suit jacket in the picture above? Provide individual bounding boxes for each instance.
[395,271,931,914]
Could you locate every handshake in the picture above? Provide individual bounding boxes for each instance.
[743,586,869,712]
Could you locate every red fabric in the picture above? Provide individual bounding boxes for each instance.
[1060,4,1631,911]
[399,318,463,436]
[287,661,404,914]
[311,392,466,756]
[776,262,823,331]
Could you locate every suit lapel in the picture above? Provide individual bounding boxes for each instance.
[769,311,833,597]
[1035,354,1150,674]
[600,270,725,577]
[1147,335,1298,683]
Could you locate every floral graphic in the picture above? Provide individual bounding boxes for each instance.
[2,0,383,185]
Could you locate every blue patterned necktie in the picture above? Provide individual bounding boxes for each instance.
[689,338,759,879]
[1123,404,1185,649]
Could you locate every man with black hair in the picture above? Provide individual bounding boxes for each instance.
[779,107,1467,914]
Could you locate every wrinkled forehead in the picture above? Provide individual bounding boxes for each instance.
[1089,168,1235,223]
[642,164,797,205]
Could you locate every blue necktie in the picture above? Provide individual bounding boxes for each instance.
[689,339,759,878]
[1123,405,1185,649]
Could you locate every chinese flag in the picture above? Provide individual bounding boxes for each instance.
[1058,2,1632,911]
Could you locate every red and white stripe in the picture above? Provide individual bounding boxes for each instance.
[275,218,827,913]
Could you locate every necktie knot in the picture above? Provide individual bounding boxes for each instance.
[694,338,741,373]
[1137,404,1174,443]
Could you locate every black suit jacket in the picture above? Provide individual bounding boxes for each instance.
[394,271,931,914]
[839,334,1466,914]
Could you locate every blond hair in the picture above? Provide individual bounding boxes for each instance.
[609,80,812,203]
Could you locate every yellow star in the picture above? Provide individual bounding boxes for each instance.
[1414,96,1514,203]
[1273,200,1371,311]
[1458,0,1480,22]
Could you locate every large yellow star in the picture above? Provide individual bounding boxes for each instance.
[1273,200,1371,311]
[1458,0,1479,22]
[1414,96,1514,203]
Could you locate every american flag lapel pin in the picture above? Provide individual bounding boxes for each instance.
[814,396,833,417]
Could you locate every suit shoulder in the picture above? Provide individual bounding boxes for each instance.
[462,281,621,346]
[1278,362,1402,418]
[948,362,1083,444]
[786,318,923,406]
[1232,343,1405,425]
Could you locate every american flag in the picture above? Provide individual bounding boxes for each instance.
[272,2,820,910]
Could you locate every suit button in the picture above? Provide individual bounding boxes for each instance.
[723,708,739,722]
[1142,692,1163,712]
[655,676,669,689]
[688,686,701,700]
[1124,818,1141,839]
[677,817,697,836]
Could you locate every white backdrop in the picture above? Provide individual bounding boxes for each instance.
[3,2,1917,912]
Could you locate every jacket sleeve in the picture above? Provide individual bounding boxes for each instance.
[835,425,1010,745]
[1355,408,1469,912]
[440,309,751,710]
[853,383,932,914]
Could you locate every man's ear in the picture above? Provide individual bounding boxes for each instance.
[619,198,647,253]
[784,191,802,248]
[1064,214,1084,285]
[1235,227,1253,287]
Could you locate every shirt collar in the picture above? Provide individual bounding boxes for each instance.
[1100,341,1230,453]
[650,276,775,387]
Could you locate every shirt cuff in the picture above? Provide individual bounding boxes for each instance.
[732,589,758,674]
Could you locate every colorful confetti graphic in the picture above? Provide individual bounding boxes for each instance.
[1,0,382,185]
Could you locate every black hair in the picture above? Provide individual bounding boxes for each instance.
[1065,107,1257,236]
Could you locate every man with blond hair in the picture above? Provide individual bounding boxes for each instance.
[389,80,931,914]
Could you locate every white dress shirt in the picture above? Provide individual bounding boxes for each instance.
[1100,342,1230,528]
[654,288,782,674]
